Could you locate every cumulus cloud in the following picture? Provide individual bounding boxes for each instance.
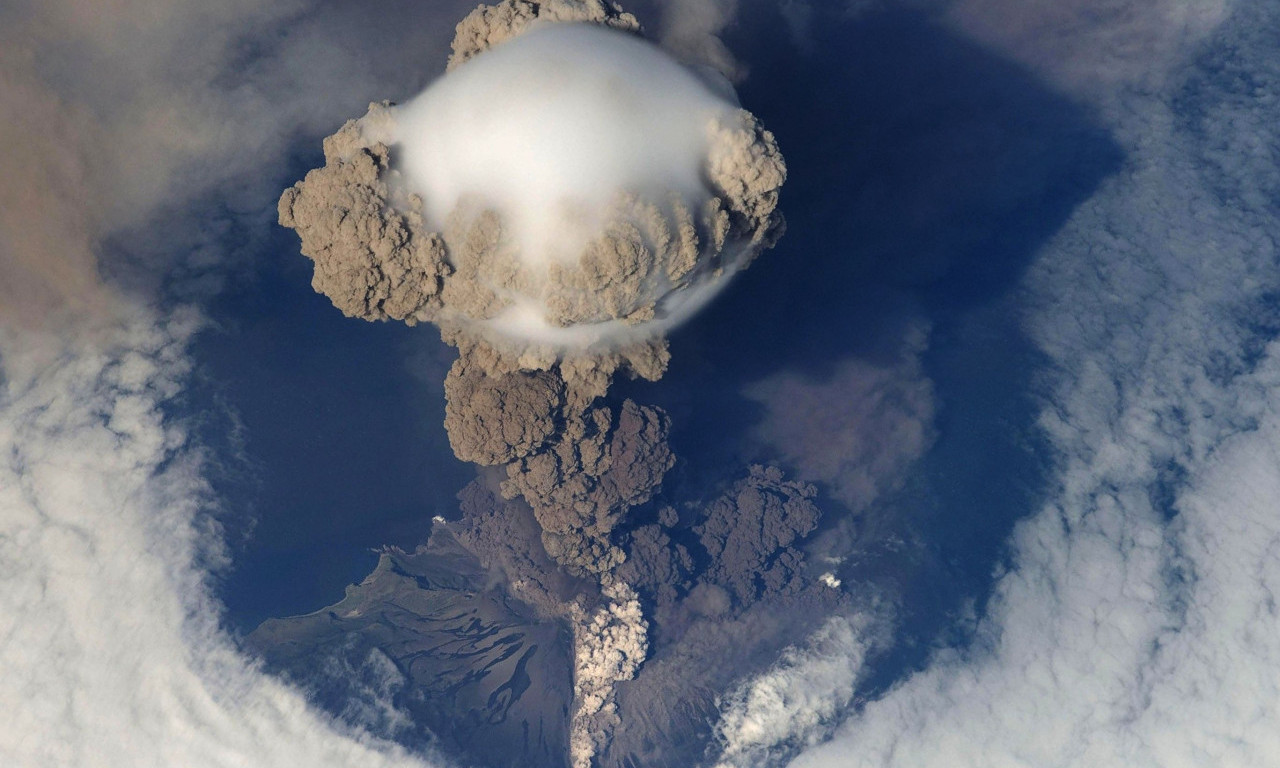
[279,22,785,355]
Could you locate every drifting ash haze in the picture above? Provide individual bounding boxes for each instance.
[275,3,794,767]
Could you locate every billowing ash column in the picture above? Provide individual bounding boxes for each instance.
[277,3,787,765]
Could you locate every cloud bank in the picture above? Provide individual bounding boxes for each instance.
[0,0,473,765]
[711,0,1280,765]
[714,614,880,768]
[271,4,796,765]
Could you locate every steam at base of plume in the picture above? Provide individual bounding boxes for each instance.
[278,21,786,360]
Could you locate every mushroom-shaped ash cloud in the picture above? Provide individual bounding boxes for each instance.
[279,19,785,360]
[278,0,789,578]
[276,7,791,763]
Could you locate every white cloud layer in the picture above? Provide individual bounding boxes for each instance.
[0,0,472,765]
[0,317,442,767]
[728,0,1280,766]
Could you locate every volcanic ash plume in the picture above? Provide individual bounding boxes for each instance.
[278,3,787,764]
[278,18,785,359]
[279,0,786,570]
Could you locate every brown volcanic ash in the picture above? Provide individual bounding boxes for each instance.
[695,465,822,604]
[276,2,789,764]
[503,398,675,574]
[276,102,784,349]
[277,129,449,326]
[596,466,848,768]
[449,0,642,70]
[438,339,674,575]
[277,0,786,578]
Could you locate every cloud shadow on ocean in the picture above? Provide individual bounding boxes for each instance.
[621,3,1125,694]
